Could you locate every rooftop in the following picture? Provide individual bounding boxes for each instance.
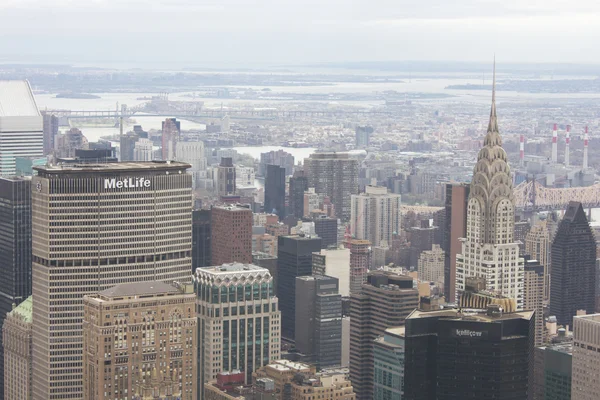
[198,263,269,275]
[0,80,40,117]
[34,160,191,174]
[97,281,183,298]
[407,308,534,322]
[7,296,33,323]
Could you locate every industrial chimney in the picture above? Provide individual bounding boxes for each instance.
[551,123,558,163]
[565,125,570,167]
[583,126,589,170]
[519,134,525,166]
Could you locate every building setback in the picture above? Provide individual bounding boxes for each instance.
[194,263,281,397]
[403,307,534,400]
[0,176,32,396]
[350,271,418,400]
[83,282,197,400]
[304,152,358,221]
[550,201,597,327]
[211,205,253,266]
[31,161,193,400]
[277,235,322,339]
[295,275,342,368]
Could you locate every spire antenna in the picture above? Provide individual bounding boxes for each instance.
[486,56,500,139]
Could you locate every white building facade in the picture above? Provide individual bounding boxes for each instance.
[350,186,401,247]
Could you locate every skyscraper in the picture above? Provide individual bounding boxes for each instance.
[455,68,524,309]
[295,275,342,368]
[161,117,181,160]
[350,271,418,400]
[277,235,322,339]
[259,150,294,176]
[313,215,338,249]
[217,157,237,197]
[176,141,207,189]
[194,263,281,396]
[373,327,405,400]
[403,307,534,400]
[264,164,286,218]
[346,239,371,295]
[443,183,469,303]
[192,209,212,273]
[524,257,544,347]
[350,185,402,247]
[134,138,154,161]
[418,244,445,285]
[550,201,597,327]
[0,177,32,395]
[83,282,197,400]
[304,152,359,221]
[571,314,600,400]
[355,126,373,148]
[515,219,531,255]
[3,296,32,400]
[31,161,193,400]
[42,112,58,156]
[211,205,253,266]
[525,219,551,302]
[119,131,140,161]
[54,127,89,159]
[0,80,43,177]
[289,170,309,219]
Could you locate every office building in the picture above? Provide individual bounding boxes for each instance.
[3,296,32,400]
[176,141,207,189]
[253,233,278,257]
[161,117,181,160]
[134,138,154,161]
[418,244,445,285]
[0,177,31,395]
[295,275,342,368]
[443,183,469,303]
[345,239,371,295]
[350,185,401,247]
[373,326,405,400]
[355,126,373,148]
[515,219,531,255]
[264,164,286,218]
[193,209,212,273]
[42,112,58,156]
[211,205,253,265]
[525,219,551,302]
[304,152,358,221]
[83,282,197,400]
[253,360,355,400]
[289,170,309,219]
[120,131,140,161]
[217,157,237,197]
[455,77,524,309]
[54,127,90,158]
[572,314,600,400]
[0,80,43,177]
[350,271,418,400]
[403,307,534,400]
[253,252,279,296]
[550,202,597,327]
[277,235,322,339]
[313,215,338,249]
[194,263,281,395]
[533,342,572,400]
[259,150,294,177]
[524,257,545,347]
[409,221,438,269]
[312,248,351,297]
[31,161,193,400]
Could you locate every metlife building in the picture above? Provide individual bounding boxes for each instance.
[403,307,534,400]
[30,161,193,400]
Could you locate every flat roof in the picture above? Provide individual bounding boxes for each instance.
[0,80,40,117]
[199,263,268,275]
[98,281,181,298]
[34,161,191,174]
[407,308,534,322]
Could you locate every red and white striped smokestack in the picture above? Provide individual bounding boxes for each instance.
[519,134,525,166]
[551,123,558,163]
[565,125,570,167]
[583,126,589,170]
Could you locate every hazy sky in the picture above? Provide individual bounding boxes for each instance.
[1,0,599,68]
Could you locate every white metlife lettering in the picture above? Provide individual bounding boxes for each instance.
[104,177,151,190]
[455,329,483,338]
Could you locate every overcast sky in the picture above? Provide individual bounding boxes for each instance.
[1,0,599,68]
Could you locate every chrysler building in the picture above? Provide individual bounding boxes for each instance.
[456,63,524,309]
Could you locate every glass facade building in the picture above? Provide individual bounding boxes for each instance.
[373,327,405,400]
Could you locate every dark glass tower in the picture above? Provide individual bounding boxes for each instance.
[0,177,32,396]
[264,164,286,219]
[192,209,211,273]
[442,183,469,303]
[277,235,321,339]
[404,307,534,400]
[289,170,309,219]
[550,201,597,327]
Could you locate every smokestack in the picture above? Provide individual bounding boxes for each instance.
[551,123,558,163]
[565,125,570,167]
[519,134,525,166]
[583,126,589,170]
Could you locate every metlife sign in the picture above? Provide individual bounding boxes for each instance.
[104,177,151,190]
